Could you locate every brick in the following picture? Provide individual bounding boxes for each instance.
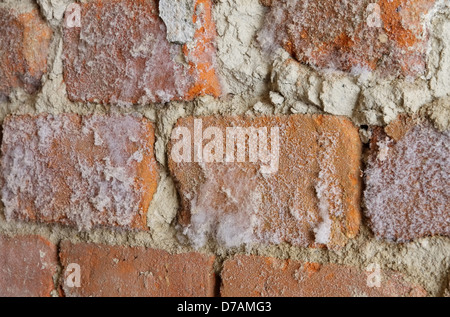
[59,241,216,297]
[260,0,437,77]
[168,114,362,249]
[221,255,427,297]
[62,0,220,105]
[365,117,449,241]
[0,235,58,297]
[1,114,158,231]
[0,8,52,97]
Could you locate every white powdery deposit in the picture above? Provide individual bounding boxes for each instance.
[1,114,154,230]
[365,123,450,241]
[259,0,437,77]
[36,0,72,25]
[182,164,262,248]
[263,2,450,128]
[314,133,345,244]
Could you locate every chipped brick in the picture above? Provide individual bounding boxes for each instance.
[168,114,362,249]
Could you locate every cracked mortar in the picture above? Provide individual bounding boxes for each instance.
[0,0,449,296]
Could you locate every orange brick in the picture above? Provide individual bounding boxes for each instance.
[384,114,417,141]
[221,255,427,297]
[0,8,52,97]
[62,0,220,105]
[1,114,158,231]
[0,235,58,297]
[168,114,362,249]
[59,241,216,297]
[260,0,437,77]
[365,117,449,241]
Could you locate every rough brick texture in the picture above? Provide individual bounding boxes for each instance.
[63,0,220,105]
[59,241,216,297]
[0,235,58,297]
[445,278,450,297]
[365,117,449,241]
[260,0,437,77]
[169,114,362,249]
[221,255,427,297]
[259,0,273,6]
[0,8,52,97]
[1,114,158,231]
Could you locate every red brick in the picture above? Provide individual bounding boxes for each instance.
[0,235,58,297]
[62,0,220,105]
[168,114,362,249]
[59,241,216,297]
[221,255,427,297]
[365,117,449,241]
[0,8,52,97]
[260,0,437,77]
[1,114,158,231]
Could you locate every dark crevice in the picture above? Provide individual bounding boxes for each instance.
[54,240,65,297]
[214,272,222,297]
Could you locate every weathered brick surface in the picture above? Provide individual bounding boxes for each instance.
[0,235,58,297]
[0,8,52,97]
[59,241,216,297]
[259,0,274,7]
[168,114,362,249]
[63,0,220,105]
[221,255,427,297]
[365,117,449,241]
[1,114,158,231]
[260,0,436,77]
[383,115,417,141]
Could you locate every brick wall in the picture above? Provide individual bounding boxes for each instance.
[0,0,448,297]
